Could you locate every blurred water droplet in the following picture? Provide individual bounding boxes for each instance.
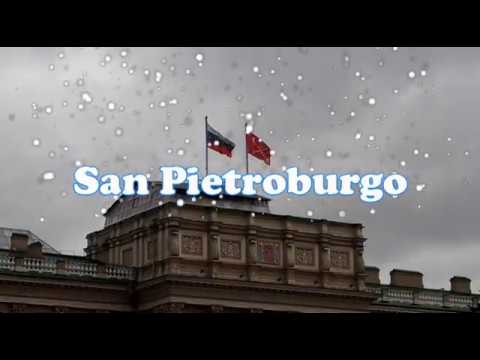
[81,91,93,103]
[416,184,426,192]
[114,127,124,137]
[42,171,55,181]
[107,101,116,111]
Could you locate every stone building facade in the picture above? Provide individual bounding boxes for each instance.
[0,182,478,313]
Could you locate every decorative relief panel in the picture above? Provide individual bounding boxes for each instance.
[330,250,350,269]
[256,240,281,265]
[181,234,203,256]
[220,239,241,260]
[295,247,314,266]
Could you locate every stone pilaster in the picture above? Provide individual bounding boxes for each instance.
[354,244,367,291]
[168,224,180,257]
[285,233,295,285]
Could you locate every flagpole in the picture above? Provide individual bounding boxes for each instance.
[205,116,209,176]
[245,123,249,174]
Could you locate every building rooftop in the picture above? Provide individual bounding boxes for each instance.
[0,227,59,255]
[103,180,272,227]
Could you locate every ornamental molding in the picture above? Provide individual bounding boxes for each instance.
[140,275,378,301]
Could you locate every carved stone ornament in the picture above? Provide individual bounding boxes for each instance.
[154,303,185,313]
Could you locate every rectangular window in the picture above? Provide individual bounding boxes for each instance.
[122,248,133,266]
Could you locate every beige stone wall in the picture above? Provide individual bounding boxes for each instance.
[87,202,367,293]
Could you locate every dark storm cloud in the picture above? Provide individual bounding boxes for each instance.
[0,47,478,290]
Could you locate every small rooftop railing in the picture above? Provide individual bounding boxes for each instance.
[366,284,479,310]
[0,255,135,281]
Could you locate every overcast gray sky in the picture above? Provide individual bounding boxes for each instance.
[1,47,478,291]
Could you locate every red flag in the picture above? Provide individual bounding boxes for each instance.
[246,132,271,165]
